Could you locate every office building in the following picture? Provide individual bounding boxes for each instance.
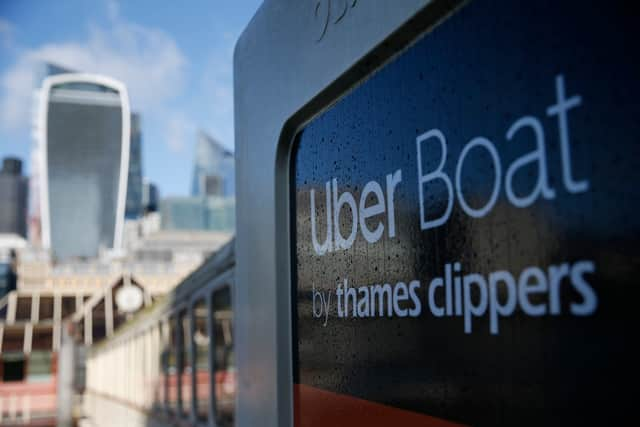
[38,74,130,260]
[0,227,231,423]
[125,113,143,219]
[159,196,235,232]
[142,180,159,213]
[0,158,29,238]
[28,63,75,246]
[191,131,235,197]
[0,235,25,301]
[36,62,73,82]
[0,262,16,301]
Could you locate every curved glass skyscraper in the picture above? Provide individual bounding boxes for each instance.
[39,74,130,260]
[191,131,235,197]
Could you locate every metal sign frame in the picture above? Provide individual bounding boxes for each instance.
[233,1,463,425]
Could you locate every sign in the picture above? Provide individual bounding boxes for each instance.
[291,1,638,425]
[115,285,143,313]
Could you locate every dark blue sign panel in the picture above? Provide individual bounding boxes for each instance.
[292,1,638,426]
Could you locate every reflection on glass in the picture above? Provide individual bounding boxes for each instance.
[193,299,210,421]
[167,316,179,412]
[213,286,235,427]
[179,310,192,416]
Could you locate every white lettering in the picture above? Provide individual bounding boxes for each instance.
[417,129,453,230]
[310,183,332,255]
[518,266,548,316]
[505,116,556,207]
[546,74,589,193]
[332,178,358,250]
[570,260,597,315]
[455,137,502,218]
[488,270,517,335]
[359,180,385,243]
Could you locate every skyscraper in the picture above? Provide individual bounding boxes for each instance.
[0,244,18,300]
[0,157,29,237]
[191,131,235,197]
[29,63,75,245]
[38,74,130,260]
[142,179,159,213]
[125,113,143,219]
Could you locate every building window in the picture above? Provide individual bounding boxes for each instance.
[15,296,32,321]
[39,296,55,321]
[32,326,53,352]
[2,325,24,353]
[61,296,76,318]
[212,286,235,427]
[1,352,25,382]
[27,351,53,382]
[192,298,210,421]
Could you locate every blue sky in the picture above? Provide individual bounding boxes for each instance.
[0,0,262,196]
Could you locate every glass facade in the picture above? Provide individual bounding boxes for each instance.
[191,131,235,198]
[46,84,125,260]
[125,113,143,219]
[0,157,28,237]
[0,263,16,301]
[142,180,159,213]
[159,196,235,232]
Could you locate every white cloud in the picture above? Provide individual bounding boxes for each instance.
[199,34,236,149]
[0,11,186,134]
[166,112,195,153]
[0,54,35,132]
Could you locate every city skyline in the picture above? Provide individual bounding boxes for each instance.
[0,0,262,196]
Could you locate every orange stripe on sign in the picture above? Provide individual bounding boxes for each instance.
[294,384,467,427]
